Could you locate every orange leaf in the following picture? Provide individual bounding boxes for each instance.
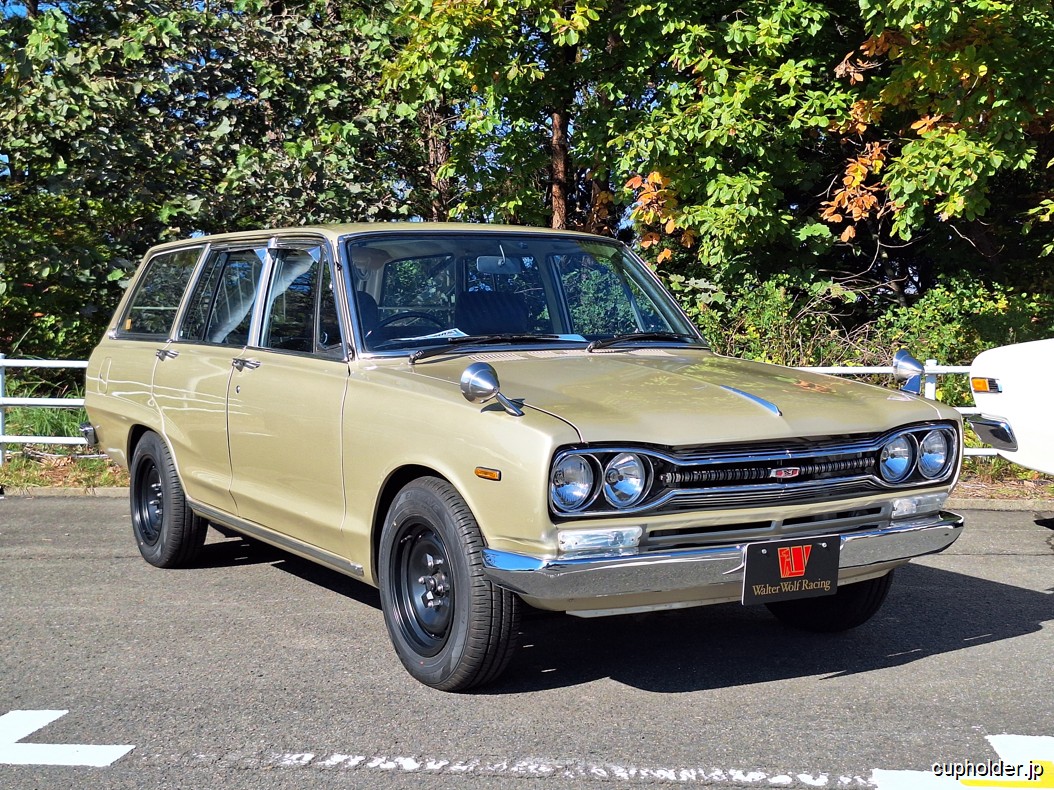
[840,226,856,242]
[656,248,673,263]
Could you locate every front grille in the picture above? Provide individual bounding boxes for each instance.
[654,477,879,512]
[550,421,959,520]
[642,506,889,551]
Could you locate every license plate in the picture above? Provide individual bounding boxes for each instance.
[741,537,839,605]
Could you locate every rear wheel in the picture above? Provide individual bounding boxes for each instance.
[765,570,894,632]
[130,431,207,568]
[379,477,520,691]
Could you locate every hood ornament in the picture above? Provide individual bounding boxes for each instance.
[460,362,524,417]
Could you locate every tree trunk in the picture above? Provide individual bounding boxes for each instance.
[550,107,570,229]
[421,102,454,222]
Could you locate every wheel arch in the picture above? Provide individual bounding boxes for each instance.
[371,464,451,581]
[127,423,153,463]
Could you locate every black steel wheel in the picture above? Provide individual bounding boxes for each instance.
[765,570,895,632]
[130,431,207,568]
[379,477,520,691]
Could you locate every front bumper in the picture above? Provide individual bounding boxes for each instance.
[481,511,963,603]
[966,414,1018,452]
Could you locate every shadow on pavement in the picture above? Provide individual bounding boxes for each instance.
[194,534,383,610]
[187,531,1051,696]
[487,563,1053,694]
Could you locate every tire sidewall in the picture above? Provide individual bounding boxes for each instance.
[378,482,478,688]
[130,433,177,567]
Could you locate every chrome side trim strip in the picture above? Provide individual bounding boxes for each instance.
[190,501,365,578]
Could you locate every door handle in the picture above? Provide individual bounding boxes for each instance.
[232,357,261,372]
[155,349,179,361]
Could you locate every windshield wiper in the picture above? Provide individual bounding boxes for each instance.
[409,334,569,364]
[586,332,701,352]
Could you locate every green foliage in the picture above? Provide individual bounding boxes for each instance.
[0,0,420,363]
[675,272,866,367]
[2,0,1052,377]
[873,278,1054,365]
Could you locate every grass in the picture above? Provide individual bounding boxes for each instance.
[0,451,128,491]
[1,377,129,491]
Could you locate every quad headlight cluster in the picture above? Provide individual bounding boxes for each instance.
[550,451,652,513]
[550,423,960,518]
[877,427,957,484]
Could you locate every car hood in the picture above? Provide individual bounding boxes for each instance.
[406,348,949,445]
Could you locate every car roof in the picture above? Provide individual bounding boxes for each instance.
[141,222,610,258]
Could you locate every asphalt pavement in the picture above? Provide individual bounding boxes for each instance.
[1,495,1051,789]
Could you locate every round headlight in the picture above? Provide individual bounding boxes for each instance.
[602,453,647,508]
[879,434,915,482]
[551,454,595,511]
[918,430,950,478]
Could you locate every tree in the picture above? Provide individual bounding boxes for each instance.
[619,0,1054,305]
[0,0,419,363]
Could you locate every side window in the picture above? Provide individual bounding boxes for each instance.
[119,247,202,338]
[178,251,226,342]
[178,248,266,346]
[317,260,343,356]
[260,246,343,357]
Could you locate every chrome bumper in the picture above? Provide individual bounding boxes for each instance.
[481,511,963,602]
[966,414,1018,452]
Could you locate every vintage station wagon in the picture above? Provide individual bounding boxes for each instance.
[84,223,965,690]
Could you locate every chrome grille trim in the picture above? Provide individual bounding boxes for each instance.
[642,504,893,551]
[550,421,960,518]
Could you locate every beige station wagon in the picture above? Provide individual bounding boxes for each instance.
[84,223,964,690]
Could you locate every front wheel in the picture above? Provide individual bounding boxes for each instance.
[378,477,520,691]
[765,570,894,632]
[130,431,207,568]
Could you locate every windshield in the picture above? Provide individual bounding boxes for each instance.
[343,232,705,355]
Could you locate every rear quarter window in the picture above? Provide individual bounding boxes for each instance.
[119,247,203,338]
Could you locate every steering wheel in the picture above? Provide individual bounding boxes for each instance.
[366,311,445,339]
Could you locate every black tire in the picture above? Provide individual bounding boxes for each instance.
[129,431,207,568]
[765,570,894,632]
[378,477,521,691]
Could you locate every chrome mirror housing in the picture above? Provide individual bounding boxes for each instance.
[460,362,524,417]
[892,350,924,395]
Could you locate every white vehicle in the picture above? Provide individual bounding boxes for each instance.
[968,338,1054,475]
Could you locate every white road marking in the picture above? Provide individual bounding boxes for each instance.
[259,749,866,785]
[0,710,134,767]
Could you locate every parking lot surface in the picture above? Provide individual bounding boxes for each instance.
[1,495,1051,788]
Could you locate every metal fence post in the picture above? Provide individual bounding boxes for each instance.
[0,353,6,467]
[924,359,938,401]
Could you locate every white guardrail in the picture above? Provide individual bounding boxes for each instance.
[0,354,993,467]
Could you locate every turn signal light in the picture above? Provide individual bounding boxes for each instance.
[970,377,1002,393]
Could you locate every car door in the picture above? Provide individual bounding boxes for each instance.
[87,245,204,468]
[225,241,350,555]
[152,244,268,513]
